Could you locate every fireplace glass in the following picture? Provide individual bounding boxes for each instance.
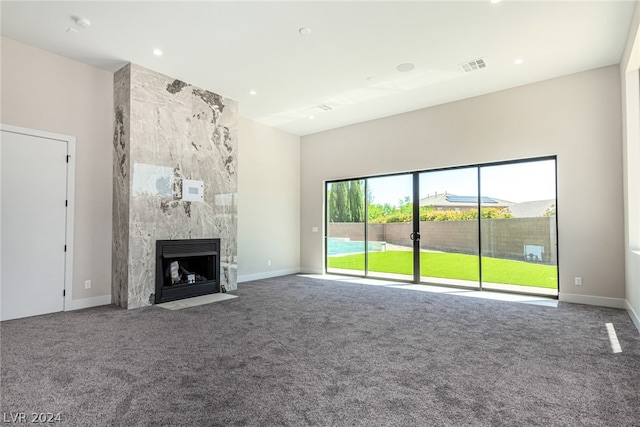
[155,238,220,304]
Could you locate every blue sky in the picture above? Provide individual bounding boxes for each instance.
[365,159,556,206]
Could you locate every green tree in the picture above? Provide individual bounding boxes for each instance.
[328,188,338,222]
[544,204,556,217]
[398,195,412,215]
[349,180,364,222]
[333,181,350,222]
[368,202,395,221]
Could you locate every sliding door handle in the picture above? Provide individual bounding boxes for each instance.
[410,231,420,241]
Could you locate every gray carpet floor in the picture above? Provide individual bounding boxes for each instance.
[1,275,639,426]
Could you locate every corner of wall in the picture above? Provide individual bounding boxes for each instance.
[621,0,640,334]
[627,298,640,334]
[237,117,301,280]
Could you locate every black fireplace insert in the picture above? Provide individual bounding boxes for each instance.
[155,238,221,304]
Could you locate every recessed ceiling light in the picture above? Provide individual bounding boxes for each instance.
[72,16,91,29]
[514,58,524,65]
[309,115,315,120]
[299,27,312,36]
[249,90,257,96]
[396,63,415,72]
[152,48,163,56]
[490,0,502,4]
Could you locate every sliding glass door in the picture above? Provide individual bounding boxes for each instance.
[366,174,414,281]
[326,179,365,275]
[325,157,558,296]
[418,167,480,289]
[480,159,558,295]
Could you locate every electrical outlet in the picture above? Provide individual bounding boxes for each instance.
[574,277,583,286]
[312,226,319,233]
[267,260,271,266]
[84,280,91,289]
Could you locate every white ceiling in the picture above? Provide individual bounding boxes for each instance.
[1,1,636,136]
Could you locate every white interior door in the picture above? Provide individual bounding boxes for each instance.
[1,129,68,321]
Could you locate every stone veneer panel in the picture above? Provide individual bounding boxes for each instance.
[112,65,131,308]
[113,63,238,309]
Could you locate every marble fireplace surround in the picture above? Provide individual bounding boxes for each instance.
[112,63,238,309]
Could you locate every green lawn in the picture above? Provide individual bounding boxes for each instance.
[327,251,558,289]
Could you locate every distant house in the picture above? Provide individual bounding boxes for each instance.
[419,193,555,218]
[419,192,513,211]
[507,199,556,218]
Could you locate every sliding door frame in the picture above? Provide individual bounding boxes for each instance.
[412,172,421,283]
[324,155,559,298]
[477,166,484,290]
[476,156,559,296]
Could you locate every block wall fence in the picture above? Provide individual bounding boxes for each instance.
[328,217,557,264]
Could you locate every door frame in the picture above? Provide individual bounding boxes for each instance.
[324,156,559,298]
[1,124,76,311]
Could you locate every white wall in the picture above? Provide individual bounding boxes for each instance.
[301,65,626,304]
[238,117,301,282]
[0,37,302,305]
[2,35,630,309]
[0,37,113,307]
[620,1,640,331]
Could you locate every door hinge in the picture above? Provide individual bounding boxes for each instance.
[65,200,68,207]
[66,155,70,163]
[63,289,66,297]
[64,245,67,252]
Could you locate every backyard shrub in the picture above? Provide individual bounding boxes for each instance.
[370,207,512,223]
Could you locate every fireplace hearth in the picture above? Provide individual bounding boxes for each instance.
[155,238,221,304]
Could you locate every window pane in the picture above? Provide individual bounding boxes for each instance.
[419,168,480,288]
[480,159,558,295]
[366,174,413,281]
[326,180,366,275]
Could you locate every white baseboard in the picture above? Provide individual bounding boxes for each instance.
[237,268,300,283]
[66,294,112,311]
[299,267,324,275]
[559,293,626,309]
[626,301,640,334]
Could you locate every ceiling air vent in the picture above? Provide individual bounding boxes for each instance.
[316,104,333,111]
[459,58,486,73]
